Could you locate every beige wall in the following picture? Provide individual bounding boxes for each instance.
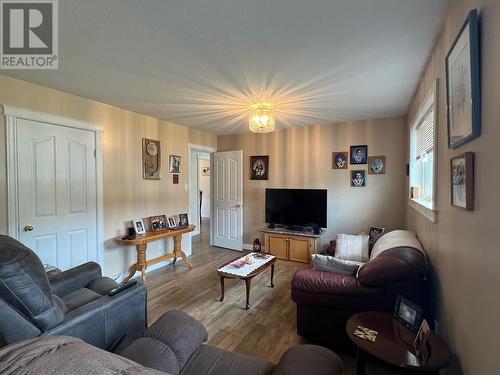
[218,117,407,247]
[405,1,500,374]
[0,75,217,277]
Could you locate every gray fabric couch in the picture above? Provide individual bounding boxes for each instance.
[0,310,344,375]
[0,235,147,351]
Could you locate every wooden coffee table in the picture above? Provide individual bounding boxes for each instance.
[346,312,451,375]
[218,253,276,310]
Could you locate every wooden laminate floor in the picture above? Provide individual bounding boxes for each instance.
[147,221,398,375]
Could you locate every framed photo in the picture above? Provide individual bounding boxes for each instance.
[149,215,168,231]
[414,319,431,358]
[332,152,348,169]
[350,145,367,164]
[201,166,210,176]
[167,216,177,229]
[445,9,480,149]
[179,213,189,227]
[368,156,385,174]
[142,138,161,180]
[250,155,269,180]
[451,152,474,210]
[133,218,146,235]
[169,155,181,173]
[351,170,366,187]
[393,295,424,332]
[368,226,385,242]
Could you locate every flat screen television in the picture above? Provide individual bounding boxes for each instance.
[265,188,327,228]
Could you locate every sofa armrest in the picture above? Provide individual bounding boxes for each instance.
[291,269,374,297]
[49,262,102,297]
[273,345,343,375]
[358,247,426,287]
[120,310,207,374]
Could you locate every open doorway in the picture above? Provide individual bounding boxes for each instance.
[188,144,216,242]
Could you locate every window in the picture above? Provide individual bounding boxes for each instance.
[409,87,437,221]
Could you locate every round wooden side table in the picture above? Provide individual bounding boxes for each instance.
[346,312,451,375]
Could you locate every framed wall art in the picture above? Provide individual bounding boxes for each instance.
[142,138,161,179]
[169,155,181,173]
[451,152,474,210]
[250,155,269,180]
[350,145,367,164]
[368,156,385,174]
[332,152,348,169]
[351,170,366,187]
[445,9,480,148]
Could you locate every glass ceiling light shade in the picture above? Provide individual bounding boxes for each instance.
[249,102,276,133]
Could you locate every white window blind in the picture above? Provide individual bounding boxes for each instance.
[415,108,434,160]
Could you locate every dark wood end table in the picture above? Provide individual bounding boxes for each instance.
[346,312,451,375]
[218,254,276,310]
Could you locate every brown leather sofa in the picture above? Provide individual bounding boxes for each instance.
[291,230,428,352]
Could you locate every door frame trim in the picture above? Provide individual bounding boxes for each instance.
[187,143,216,238]
[2,105,105,267]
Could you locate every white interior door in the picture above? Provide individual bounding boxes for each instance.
[212,151,243,251]
[16,119,98,270]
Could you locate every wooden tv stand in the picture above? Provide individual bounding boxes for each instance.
[261,227,323,263]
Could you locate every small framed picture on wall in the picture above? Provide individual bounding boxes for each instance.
[368,156,386,174]
[351,170,366,187]
[451,152,474,210]
[250,155,269,180]
[332,152,348,169]
[350,145,368,164]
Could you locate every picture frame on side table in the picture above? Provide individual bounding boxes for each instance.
[393,295,424,332]
[167,216,177,229]
[133,219,146,235]
[179,213,189,227]
[445,9,481,148]
[451,152,474,210]
[149,215,168,231]
[332,152,348,169]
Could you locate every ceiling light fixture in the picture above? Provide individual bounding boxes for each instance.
[249,102,276,133]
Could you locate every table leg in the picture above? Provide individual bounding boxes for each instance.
[138,243,147,283]
[245,278,252,310]
[124,263,137,283]
[173,235,193,268]
[219,276,225,302]
[270,264,275,287]
[355,347,366,375]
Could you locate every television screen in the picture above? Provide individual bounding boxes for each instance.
[265,188,327,228]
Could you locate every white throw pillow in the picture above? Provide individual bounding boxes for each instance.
[311,254,364,275]
[335,233,370,262]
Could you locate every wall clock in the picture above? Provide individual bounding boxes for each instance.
[142,138,161,179]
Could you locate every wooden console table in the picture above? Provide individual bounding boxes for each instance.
[115,225,195,283]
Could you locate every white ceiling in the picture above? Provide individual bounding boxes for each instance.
[2,0,448,135]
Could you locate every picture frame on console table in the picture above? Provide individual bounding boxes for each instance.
[149,215,168,231]
[451,152,474,210]
[133,218,146,235]
[445,9,480,149]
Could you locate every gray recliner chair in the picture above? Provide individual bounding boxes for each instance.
[0,235,147,350]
